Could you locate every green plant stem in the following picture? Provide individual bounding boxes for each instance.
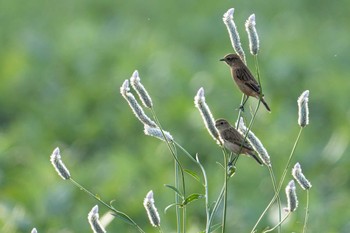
[222,150,229,233]
[278,127,303,191]
[182,196,186,233]
[251,127,303,233]
[267,165,282,233]
[303,190,310,233]
[235,94,245,130]
[208,182,226,232]
[174,160,181,233]
[205,148,230,233]
[195,155,210,233]
[150,108,187,233]
[262,213,291,233]
[254,55,262,89]
[69,178,145,233]
[157,226,164,233]
[175,140,212,233]
[173,141,198,164]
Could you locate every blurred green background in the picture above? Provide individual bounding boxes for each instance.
[0,0,349,232]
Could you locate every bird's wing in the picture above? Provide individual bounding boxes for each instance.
[222,129,253,150]
[236,68,261,94]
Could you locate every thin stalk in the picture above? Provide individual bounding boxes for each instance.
[157,226,164,233]
[196,155,210,233]
[278,127,303,190]
[207,148,230,232]
[303,190,310,233]
[182,206,186,233]
[262,213,291,233]
[254,55,262,89]
[175,140,212,233]
[235,94,246,130]
[174,160,181,233]
[208,183,226,232]
[173,141,198,164]
[221,150,229,233]
[267,166,282,233]
[70,178,145,233]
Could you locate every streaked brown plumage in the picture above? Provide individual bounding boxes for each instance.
[215,118,262,165]
[220,53,271,112]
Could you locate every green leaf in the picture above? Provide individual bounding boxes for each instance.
[164,184,183,198]
[110,212,136,226]
[184,169,201,183]
[183,193,204,205]
[164,203,181,213]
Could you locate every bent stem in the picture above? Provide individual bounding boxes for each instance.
[173,141,198,164]
[262,212,291,233]
[267,165,282,233]
[69,178,145,233]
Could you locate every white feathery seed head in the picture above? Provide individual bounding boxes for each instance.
[130,70,153,108]
[245,14,260,55]
[50,147,71,180]
[222,8,246,63]
[284,180,298,212]
[194,87,220,143]
[292,162,312,190]
[297,90,310,127]
[88,205,106,233]
[143,190,161,227]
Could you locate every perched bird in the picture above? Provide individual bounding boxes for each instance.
[215,118,262,165]
[220,53,271,112]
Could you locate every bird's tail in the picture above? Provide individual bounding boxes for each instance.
[260,97,271,112]
[247,151,263,166]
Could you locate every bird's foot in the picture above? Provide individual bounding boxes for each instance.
[227,164,236,177]
[237,105,245,112]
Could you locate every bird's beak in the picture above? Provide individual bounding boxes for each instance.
[219,58,225,61]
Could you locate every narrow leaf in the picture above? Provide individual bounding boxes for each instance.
[164,203,181,213]
[164,184,183,198]
[183,193,204,205]
[184,169,201,183]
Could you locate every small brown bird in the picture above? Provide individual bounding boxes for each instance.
[215,118,262,165]
[220,53,271,112]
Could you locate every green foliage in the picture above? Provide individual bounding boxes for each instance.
[0,0,349,232]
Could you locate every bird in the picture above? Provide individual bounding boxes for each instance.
[215,118,262,165]
[220,53,271,112]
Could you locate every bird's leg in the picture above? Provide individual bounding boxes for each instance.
[228,154,240,166]
[238,95,249,112]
